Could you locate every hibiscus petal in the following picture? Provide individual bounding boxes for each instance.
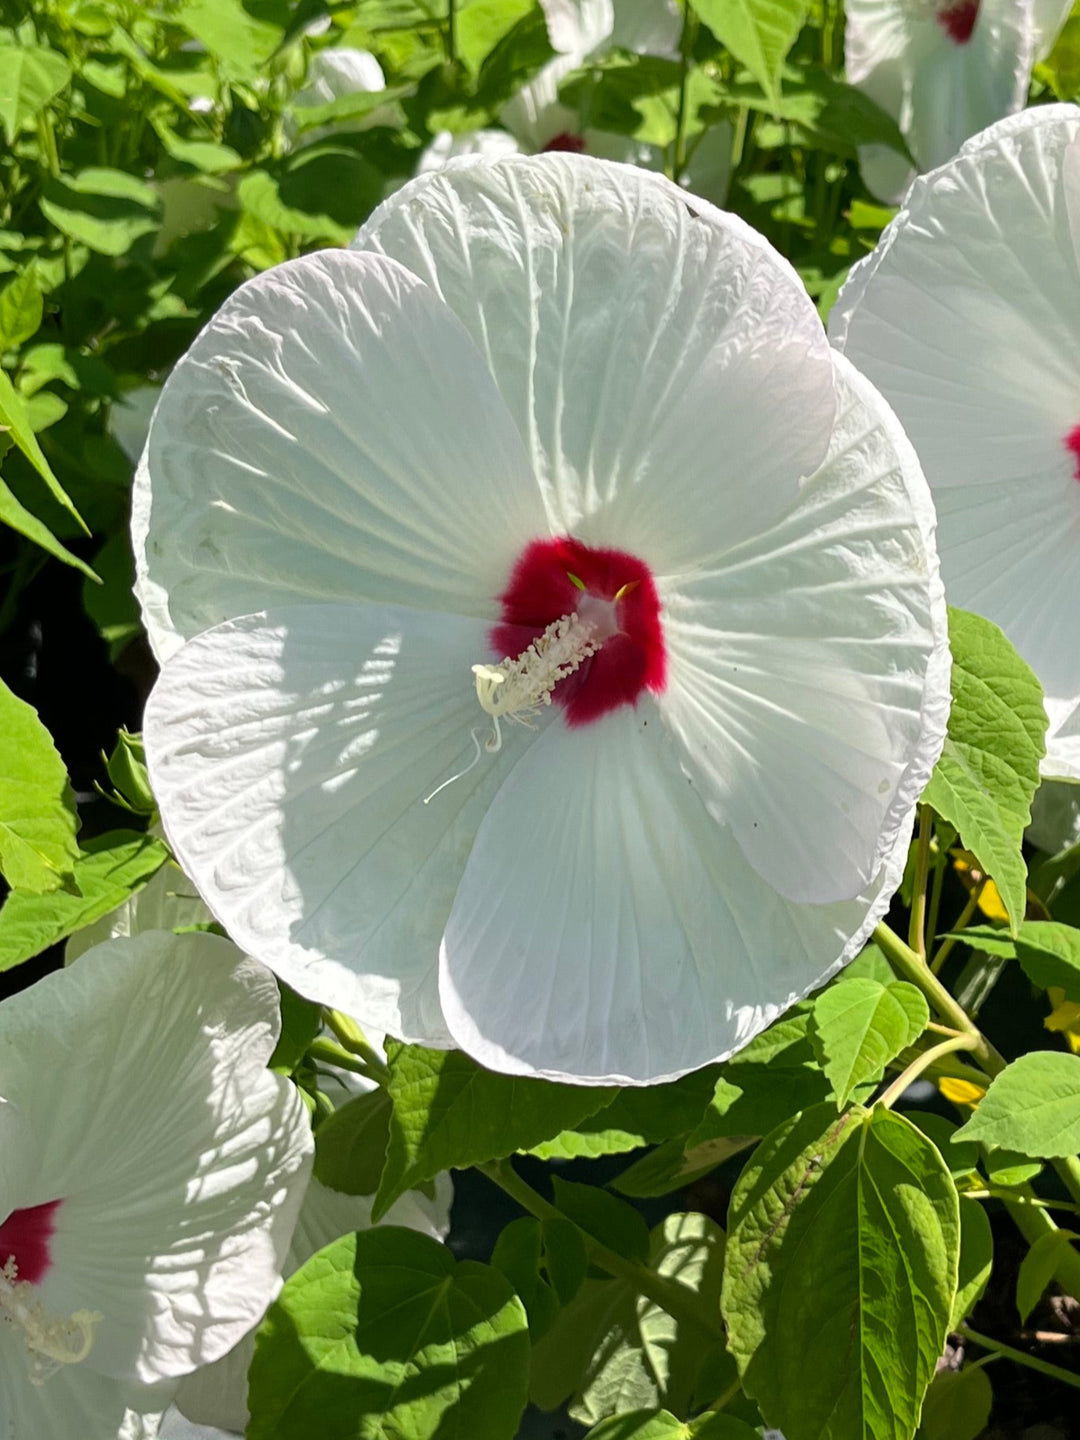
[831,105,1080,779]
[143,603,534,1042]
[352,153,836,573]
[657,352,949,904]
[133,248,545,661]
[440,706,908,1085]
[0,933,311,1386]
[0,1347,169,1440]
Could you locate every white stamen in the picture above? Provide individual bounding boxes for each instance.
[422,613,601,806]
[473,612,600,736]
[0,1256,102,1386]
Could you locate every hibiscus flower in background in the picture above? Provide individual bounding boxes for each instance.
[0,933,312,1440]
[419,0,734,204]
[830,105,1080,783]
[63,857,454,1438]
[845,0,1071,201]
[135,153,949,1087]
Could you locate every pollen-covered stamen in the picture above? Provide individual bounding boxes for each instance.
[0,1256,103,1386]
[473,612,601,745]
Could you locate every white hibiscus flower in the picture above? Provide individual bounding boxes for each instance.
[62,858,453,1436]
[0,932,313,1440]
[845,0,1071,202]
[830,104,1080,783]
[135,153,950,1086]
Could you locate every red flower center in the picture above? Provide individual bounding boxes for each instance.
[541,131,586,154]
[1065,424,1080,481]
[936,0,978,43]
[0,1200,60,1285]
[491,537,666,726]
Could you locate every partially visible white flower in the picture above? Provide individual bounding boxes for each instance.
[0,932,313,1439]
[136,154,950,1086]
[285,48,388,146]
[1028,780,1080,853]
[846,0,1072,202]
[830,105,1080,781]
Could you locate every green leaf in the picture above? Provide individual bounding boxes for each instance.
[373,1043,615,1219]
[0,43,71,143]
[922,608,1047,933]
[691,0,807,107]
[0,266,43,350]
[811,977,929,1107]
[491,1217,560,1338]
[906,1112,980,1182]
[721,1105,960,1440]
[719,65,910,158]
[290,84,407,133]
[551,1178,650,1264]
[0,830,169,970]
[1015,1228,1078,1323]
[0,471,95,576]
[268,981,323,1075]
[613,1134,754,1199]
[0,363,90,533]
[583,1410,759,1440]
[531,1213,725,1425]
[687,1062,831,1148]
[918,1367,993,1440]
[532,1067,719,1161]
[248,1227,529,1440]
[954,1051,1080,1157]
[83,531,141,660]
[313,1088,392,1196]
[0,678,78,893]
[952,1199,993,1329]
[237,169,353,245]
[960,921,1080,1001]
[151,119,242,174]
[40,169,162,257]
[178,0,286,74]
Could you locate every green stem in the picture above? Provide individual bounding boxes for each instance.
[1054,1155,1080,1209]
[873,923,1006,1076]
[877,1033,977,1110]
[909,804,933,958]
[960,1325,1080,1390]
[446,0,457,66]
[324,1010,389,1081]
[930,881,985,975]
[481,1160,724,1340]
[926,844,947,950]
[307,1038,376,1078]
[671,1,697,181]
[962,1189,1080,1215]
[706,1375,743,1412]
